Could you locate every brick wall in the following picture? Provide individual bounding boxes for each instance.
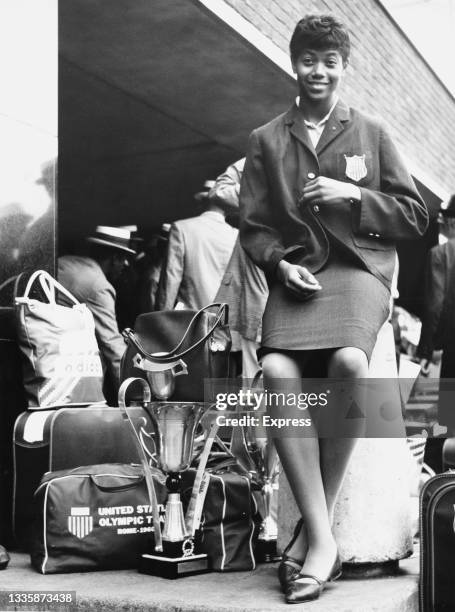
[223,0,455,195]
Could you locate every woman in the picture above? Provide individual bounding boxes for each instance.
[239,14,428,604]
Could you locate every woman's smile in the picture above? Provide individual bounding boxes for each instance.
[292,48,345,105]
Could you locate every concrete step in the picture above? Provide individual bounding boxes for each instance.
[0,551,419,611]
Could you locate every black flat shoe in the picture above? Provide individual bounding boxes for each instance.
[278,519,305,592]
[278,555,302,593]
[285,553,342,604]
[0,545,10,570]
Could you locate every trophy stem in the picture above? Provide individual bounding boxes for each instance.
[256,480,279,563]
[162,493,189,542]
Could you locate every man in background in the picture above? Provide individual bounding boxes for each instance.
[58,225,136,401]
[418,195,455,433]
[156,180,238,310]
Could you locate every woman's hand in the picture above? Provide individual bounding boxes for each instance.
[277,260,321,299]
[302,176,360,205]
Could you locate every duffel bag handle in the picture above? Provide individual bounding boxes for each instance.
[123,302,229,364]
[90,474,145,492]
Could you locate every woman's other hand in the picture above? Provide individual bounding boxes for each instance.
[302,176,360,205]
[277,260,321,299]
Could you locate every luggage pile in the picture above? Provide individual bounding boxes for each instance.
[7,272,275,578]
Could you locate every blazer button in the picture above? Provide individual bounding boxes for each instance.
[313,204,320,213]
[307,172,316,179]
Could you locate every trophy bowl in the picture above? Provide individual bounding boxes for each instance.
[147,401,206,474]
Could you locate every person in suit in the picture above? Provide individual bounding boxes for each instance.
[417,195,455,430]
[239,14,428,604]
[58,226,137,402]
[156,181,238,311]
[212,159,269,379]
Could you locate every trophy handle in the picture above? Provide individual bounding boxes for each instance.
[133,353,188,376]
[185,419,219,537]
[118,377,163,552]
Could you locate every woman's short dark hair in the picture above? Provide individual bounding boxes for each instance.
[290,15,350,64]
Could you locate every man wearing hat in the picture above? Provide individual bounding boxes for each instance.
[58,226,136,400]
[156,180,238,310]
[418,195,455,430]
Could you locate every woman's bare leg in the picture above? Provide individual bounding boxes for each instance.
[262,352,336,579]
[320,347,368,523]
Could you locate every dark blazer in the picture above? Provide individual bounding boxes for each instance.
[418,239,455,375]
[239,100,428,290]
[417,239,455,426]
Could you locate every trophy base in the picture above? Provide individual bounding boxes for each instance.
[255,539,281,563]
[140,552,210,579]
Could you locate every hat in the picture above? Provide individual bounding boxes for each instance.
[149,223,171,249]
[440,195,455,218]
[194,180,216,201]
[87,225,137,255]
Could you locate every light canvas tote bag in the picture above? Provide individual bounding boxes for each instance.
[15,270,105,408]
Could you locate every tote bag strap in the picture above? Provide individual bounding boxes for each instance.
[123,302,228,364]
[19,269,80,306]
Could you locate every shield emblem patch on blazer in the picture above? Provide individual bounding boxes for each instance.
[68,507,93,539]
[344,154,367,182]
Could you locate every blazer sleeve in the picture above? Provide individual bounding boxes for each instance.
[417,246,446,358]
[355,124,428,240]
[156,223,184,310]
[209,158,245,208]
[239,130,286,278]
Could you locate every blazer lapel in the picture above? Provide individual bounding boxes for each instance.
[285,105,318,162]
[315,100,351,155]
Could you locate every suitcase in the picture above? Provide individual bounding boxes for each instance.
[420,471,455,611]
[0,326,27,547]
[13,405,152,549]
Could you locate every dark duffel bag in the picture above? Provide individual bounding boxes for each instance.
[31,463,167,574]
[31,461,257,574]
[120,303,231,402]
[182,457,259,572]
[13,405,151,550]
[420,471,455,611]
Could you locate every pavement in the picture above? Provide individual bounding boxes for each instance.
[0,550,419,612]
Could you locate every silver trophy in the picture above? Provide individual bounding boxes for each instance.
[230,397,280,562]
[245,427,280,562]
[119,375,211,578]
